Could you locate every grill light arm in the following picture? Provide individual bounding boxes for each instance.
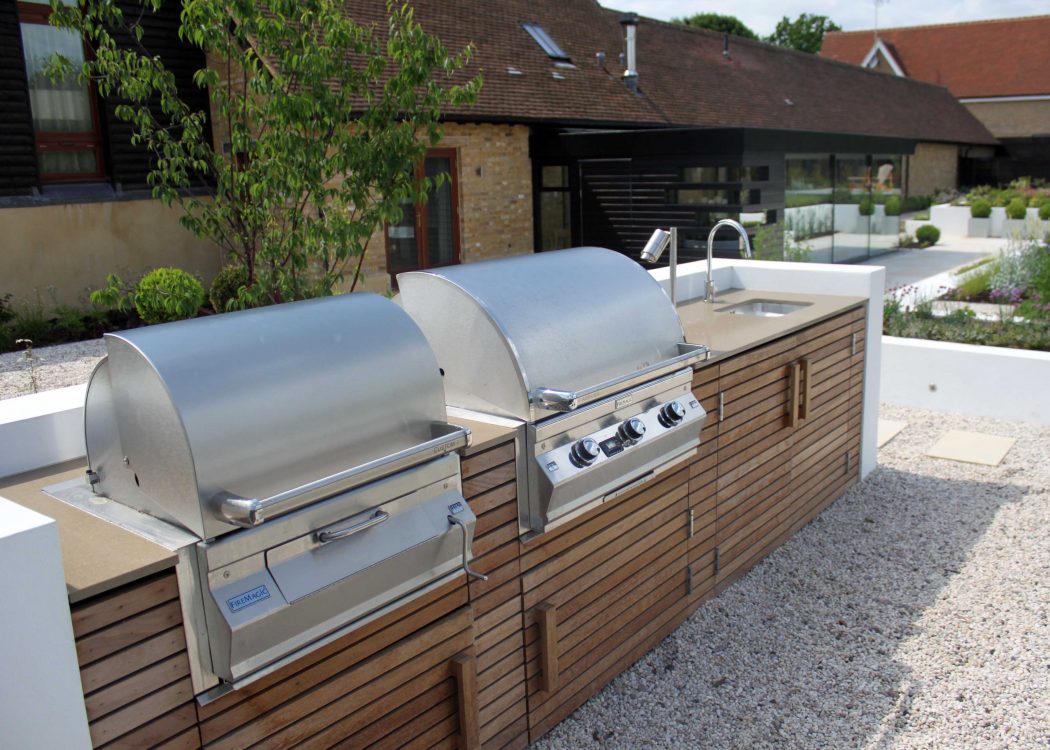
[448,514,488,581]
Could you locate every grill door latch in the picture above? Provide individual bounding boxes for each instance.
[448,513,489,582]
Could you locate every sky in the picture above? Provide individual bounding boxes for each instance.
[610,1,1048,37]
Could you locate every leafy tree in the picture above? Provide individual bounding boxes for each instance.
[673,13,758,40]
[766,13,842,54]
[47,0,480,307]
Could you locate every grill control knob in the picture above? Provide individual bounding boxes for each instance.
[658,400,687,428]
[619,417,646,442]
[570,437,601,467]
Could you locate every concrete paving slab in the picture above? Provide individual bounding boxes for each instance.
[925,429,1016,466]
[877,419,907,447]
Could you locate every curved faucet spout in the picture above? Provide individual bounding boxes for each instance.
[705,219,753,303]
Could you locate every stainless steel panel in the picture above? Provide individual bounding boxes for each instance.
[197,461,474,686]
[522,370,705,533]
[85,293,449,539]
[398,247,688,421]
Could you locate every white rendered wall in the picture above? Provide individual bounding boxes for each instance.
[882,337,1050,424]
[0,499,91,749]
[650,258,884,479]
[0,384,86,479]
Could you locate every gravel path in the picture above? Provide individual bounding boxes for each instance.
[0,338,105,400]
[532,405,1050,750]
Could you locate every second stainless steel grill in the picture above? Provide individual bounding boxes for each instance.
[398,247,709,535]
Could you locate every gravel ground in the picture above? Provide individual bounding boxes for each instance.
[0,338,105,400]
[532,405,1050,750]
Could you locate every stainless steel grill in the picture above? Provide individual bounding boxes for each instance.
[397,247,709,535]
[62,293,478,698]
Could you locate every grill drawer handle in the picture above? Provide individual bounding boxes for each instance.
[448,514,488,581]
[315,510,389,545]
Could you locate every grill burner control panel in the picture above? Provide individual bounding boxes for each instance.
[540,396,703,478]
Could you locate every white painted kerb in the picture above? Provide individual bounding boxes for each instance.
[882,337,1050,424]
[0,384,86,479]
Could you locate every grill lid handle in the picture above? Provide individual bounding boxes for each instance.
[218,423,471,528]
[529,342,710,412]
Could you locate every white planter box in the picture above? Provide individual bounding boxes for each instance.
[990,206,1007,237]
[856,215,873,234]
[968,217,990,237]
[929,204,969,236]
[1004,218,1027,238]
[833,203,860,233]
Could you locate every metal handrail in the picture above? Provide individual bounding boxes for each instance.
[218,422,471,528]
[529,342,709,412]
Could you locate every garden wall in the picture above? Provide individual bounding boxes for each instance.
[0,199,222,309]
[882,336,1050,424]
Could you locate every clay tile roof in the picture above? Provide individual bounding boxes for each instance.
[820,16,1050,98]
[341,0,995,144]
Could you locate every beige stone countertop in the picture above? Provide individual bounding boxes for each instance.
[0,460,177,604]
[678,289,868,366]
[453,416,520,456]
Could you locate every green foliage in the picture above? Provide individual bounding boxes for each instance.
[1006,197,1027,220]
[209,265,249,312]
[48,0,480,307]
[766,13,841,53]
[884,309,1050,352]
[913,211,930,221]
[884,195,901,216]
[0,290,119,353]
[858,196,874,216]
[674,13,757,39]
[902,195,933,213]
[953,263,997,300]
[992,237,1048,293]
[133,268,205,324]
[915,225,940,246]
[90,273,137,315]
[970,199,992,219]
[1041,202,1050,221]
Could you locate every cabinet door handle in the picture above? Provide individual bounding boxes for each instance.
[788,362,801,428]
[451,653,481,750]
[799,358,813,421]
[536,602,559,693]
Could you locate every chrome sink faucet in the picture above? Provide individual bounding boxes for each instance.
[705,219,753,303]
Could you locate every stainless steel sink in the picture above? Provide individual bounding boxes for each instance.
[716,299,812,317]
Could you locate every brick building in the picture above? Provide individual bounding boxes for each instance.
[1,0,998,304]
[820,16,1050,186]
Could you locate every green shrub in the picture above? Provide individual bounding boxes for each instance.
[1040,203,1050,221]
[902,195,933,213]
[884,195,901,216]
[134,268,205,324]
[1006,197,1027,220]
[970,199,992,219]
[858,196,874,216]
[209,265,249,312]
[915,225,940,246]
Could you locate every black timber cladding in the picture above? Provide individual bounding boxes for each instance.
[0,0,210,196]
[531,127,915,262]
[0,1,38,196]
[102,0,211,190]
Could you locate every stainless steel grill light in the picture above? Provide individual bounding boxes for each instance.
[640,227,677,306]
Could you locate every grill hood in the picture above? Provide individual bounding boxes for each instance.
[397,247,698,421]
[85,293,457,540]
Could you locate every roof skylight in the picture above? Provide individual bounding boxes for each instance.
[522,22,571,62]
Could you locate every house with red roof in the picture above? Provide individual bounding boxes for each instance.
[820,16,1050,185]
[1,0,1000,305]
